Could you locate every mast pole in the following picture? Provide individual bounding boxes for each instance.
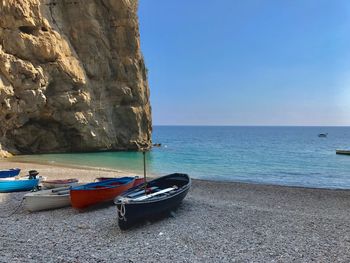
[143,150,147,194]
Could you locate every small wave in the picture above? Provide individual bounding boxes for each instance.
[278,171,321,176]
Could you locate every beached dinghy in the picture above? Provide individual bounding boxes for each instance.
[0,170,41,192]
[0,177,39,192]
[42,178,79,189]
[70,177,135,210]
[23,186,73,212]
[96,176,145,187]
[115,173,191,229]
[0,168,20,178]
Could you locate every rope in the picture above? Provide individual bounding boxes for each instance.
[0,198,24,218]
[116,198,129,221]
[0,186,40,218]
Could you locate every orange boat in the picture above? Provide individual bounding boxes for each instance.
[70,177,135,209]
[134,177,145,187]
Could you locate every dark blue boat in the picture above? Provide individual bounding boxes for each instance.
[0,178,39,193]
[0,168,21,178]
[115,173,191,229]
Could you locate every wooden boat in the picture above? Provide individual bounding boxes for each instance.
[336,150,350,155]
[42,178,79,189]
[133,177,146,187]
[0,177,39,192]
[96,176,145,187]
[0,168,20,178]
[0,175,45,181]
[95,176,115,182]
[23,186,73,212]
[115,173,191,229]
[70,177,135,210]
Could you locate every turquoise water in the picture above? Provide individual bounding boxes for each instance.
[13,126,350,189]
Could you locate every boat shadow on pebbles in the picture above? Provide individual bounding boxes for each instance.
[73,202,117,213]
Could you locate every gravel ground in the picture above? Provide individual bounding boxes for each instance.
[1,161,350,262]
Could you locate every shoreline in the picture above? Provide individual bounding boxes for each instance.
[2,157,162,183]
[1,159,350,261]
[2,158,350,191]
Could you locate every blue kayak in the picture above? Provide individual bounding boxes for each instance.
[0,178,39,193]
[0,168,21,178]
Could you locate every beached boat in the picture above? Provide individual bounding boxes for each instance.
[42,178,79,189]
[0,177,40,193]
[336,150,350,155]
[70,177,135,210]
[96,176,145,187]
[133,177,146,187]
[0,168,20,178]
[95,176,115,182]
[115,173,191,229]
[0,175,45,181]
[23,187,72,212]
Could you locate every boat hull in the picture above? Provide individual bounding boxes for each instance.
[96,177,145,187]
[42,179,79,189]
[0,178,39,193]
[70,177,135,210]
[133,177,145,187]
[336,150,350,155]
[0,168,20,178]
[116,173,191,229]
[24,188,71,212]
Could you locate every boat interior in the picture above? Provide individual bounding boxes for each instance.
[75,177,133,190]
[148,176,189,189]
[125,175,189,201]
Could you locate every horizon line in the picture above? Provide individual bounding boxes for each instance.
[152,124,350,127]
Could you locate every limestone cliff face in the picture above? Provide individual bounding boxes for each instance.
[0,0,152,156]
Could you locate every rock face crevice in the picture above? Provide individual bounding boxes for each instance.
[0,0,152,157]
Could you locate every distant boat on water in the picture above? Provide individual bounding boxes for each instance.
[318,133,328,138]
[336,150,350,155]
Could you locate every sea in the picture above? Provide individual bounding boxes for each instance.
[12,126,350,189]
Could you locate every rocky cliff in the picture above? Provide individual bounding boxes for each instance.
[0,0,152,157]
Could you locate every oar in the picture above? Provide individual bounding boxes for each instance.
[51,186,71,192]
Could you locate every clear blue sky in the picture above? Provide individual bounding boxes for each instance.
[138,0,350,126]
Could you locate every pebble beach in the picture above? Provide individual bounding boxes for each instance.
[1,161,350,262]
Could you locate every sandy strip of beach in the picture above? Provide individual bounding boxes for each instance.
[1,160,350,262]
